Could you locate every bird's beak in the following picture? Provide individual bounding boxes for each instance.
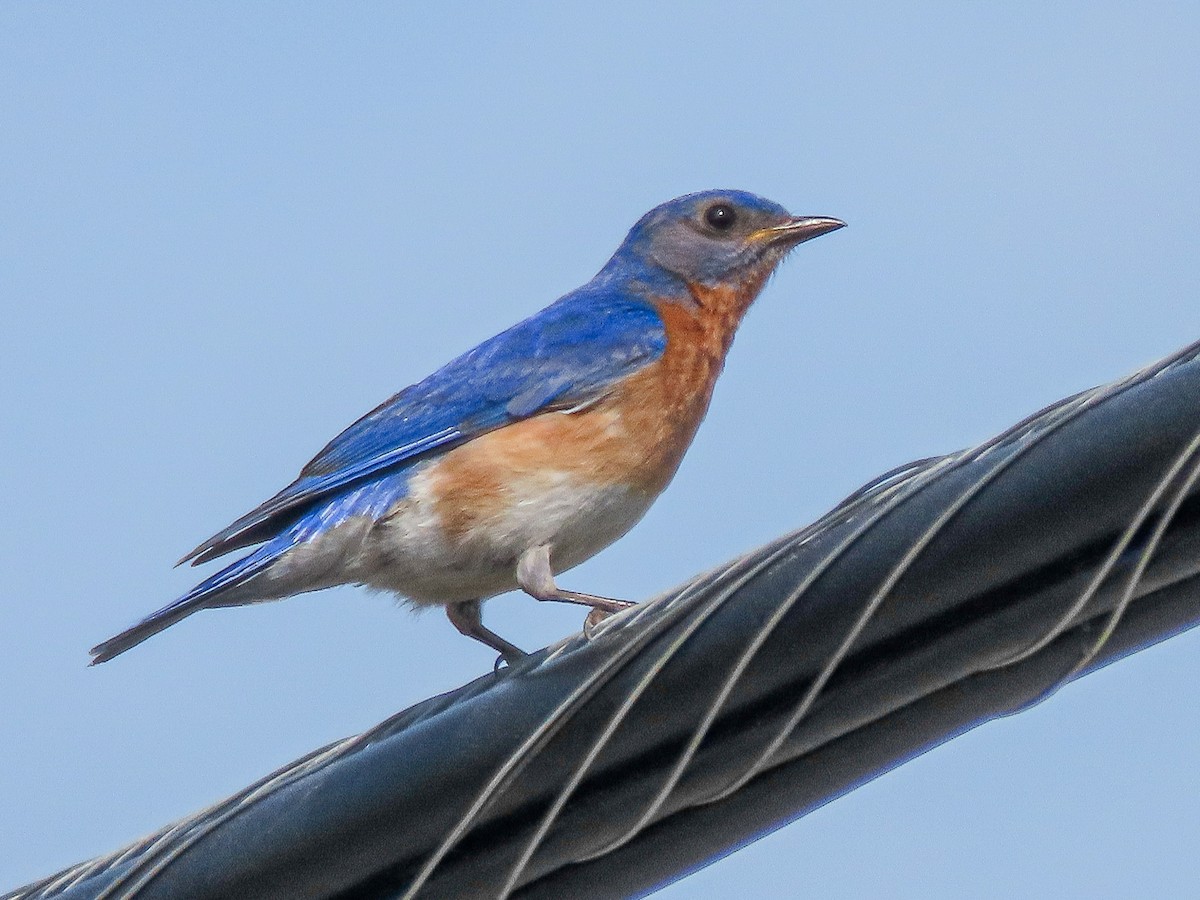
[753,216,846,246]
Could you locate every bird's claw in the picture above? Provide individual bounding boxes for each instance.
[584,605,624,639]
[494,648,528,672]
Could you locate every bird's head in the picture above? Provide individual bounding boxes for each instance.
[611,190,844,297]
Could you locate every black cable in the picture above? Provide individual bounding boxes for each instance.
[9,339,1200,900]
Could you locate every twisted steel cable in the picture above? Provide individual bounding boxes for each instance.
[8,337,1200,900]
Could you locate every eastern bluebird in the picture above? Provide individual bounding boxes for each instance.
[90,190,844,666]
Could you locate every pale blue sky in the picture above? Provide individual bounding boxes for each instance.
[3,3,1199,896]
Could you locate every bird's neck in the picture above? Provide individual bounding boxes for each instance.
[599,250,775,358]
[675,267,773,359]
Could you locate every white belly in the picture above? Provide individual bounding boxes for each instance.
[354,466,655,604]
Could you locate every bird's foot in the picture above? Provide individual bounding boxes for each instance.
[494,647,528,672]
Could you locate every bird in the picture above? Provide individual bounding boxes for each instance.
[90,190,844,666]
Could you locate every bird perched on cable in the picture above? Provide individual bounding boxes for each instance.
[90,190,844,666]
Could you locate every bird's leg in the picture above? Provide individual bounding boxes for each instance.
[516,545,636,617]
[446,599,526,666]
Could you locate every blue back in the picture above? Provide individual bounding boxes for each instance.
[185,282,668,563]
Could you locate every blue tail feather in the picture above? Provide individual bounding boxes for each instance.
[88,540,290,664]
[90,472,414,664]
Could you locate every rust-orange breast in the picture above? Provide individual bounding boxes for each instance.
[425,280,765,540]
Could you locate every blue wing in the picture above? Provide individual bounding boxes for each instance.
[181,287,667,565]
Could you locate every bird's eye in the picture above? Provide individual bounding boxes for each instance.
[704,203,737,231]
